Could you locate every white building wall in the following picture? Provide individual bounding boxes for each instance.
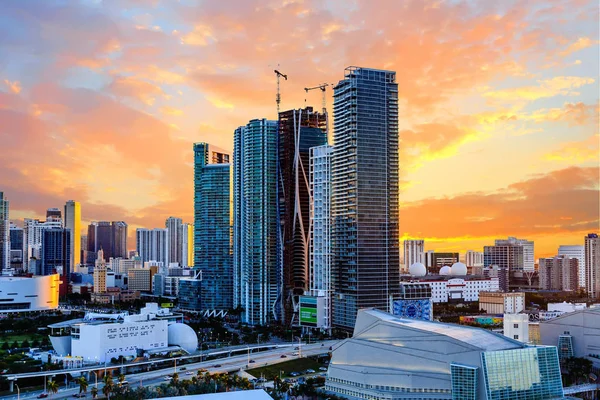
[309,145,332,330]
[558,245,585,289]
[423,278,499,303]
[0,274,60,312]
[465,250,484,267]
[136,228,169,267]
[23,219,63,261]
[71,319,168,362]
[504,313,529,343]
[403,240,425,270]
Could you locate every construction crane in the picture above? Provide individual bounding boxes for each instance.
[274,69,287,115]
[304,83,329,114]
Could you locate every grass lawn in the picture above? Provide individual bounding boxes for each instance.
[0,333,46,346]
[246,357,325,380]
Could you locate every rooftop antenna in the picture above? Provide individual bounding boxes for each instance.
[274,68,287,115]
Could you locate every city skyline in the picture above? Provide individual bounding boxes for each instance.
[0,0,598,258]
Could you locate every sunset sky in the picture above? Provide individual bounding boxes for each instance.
[1,0,598,259]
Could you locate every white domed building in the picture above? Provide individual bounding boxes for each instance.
[409,262,427,277]
[168,323,199,354]
[450,262,468,276]
[439,266,451,276]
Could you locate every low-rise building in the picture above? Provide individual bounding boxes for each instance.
[503,313,529,343]
[325,308,564,400]
[48,303,198,363]
[0,274,60,312]
[479,291,525,314]
[401,276,500,303]
[540,307,600,367]
[128,266,158,292]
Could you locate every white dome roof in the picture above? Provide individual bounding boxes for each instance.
[168,323,198,353]
[409,262,427,277]
[451,262,467,276]
[439,266,451,275]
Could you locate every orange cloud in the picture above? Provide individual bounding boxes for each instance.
[484,76,596,102]
[3,80,22,94]
[108,76,165,105]
[559,37,598,56]
[160,106,184,116]
[544,134,600,163]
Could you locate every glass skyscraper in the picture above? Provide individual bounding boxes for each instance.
[234,119,280,325]
[331,67,400,329]
[184,142,232,312]
[0,192,9,272]
[278,107,328,324]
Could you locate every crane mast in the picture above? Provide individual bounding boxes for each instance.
[274,69,288,115]
[304,83,329,114]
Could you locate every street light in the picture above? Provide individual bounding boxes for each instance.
[91,371,98,388]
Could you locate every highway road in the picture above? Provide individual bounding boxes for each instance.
[1,341,339,400]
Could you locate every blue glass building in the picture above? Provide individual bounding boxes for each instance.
[233,119,280,325]
[181,142,232,312]
[331,67,400,329]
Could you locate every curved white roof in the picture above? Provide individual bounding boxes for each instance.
[356,308,525,352]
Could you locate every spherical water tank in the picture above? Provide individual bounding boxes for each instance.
[439,266,451,275]
[168,323,198,354]
[451,262,468,276]
[409,262,427,277]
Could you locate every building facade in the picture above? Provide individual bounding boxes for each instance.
[46,208,62,222]
[484,244,524,271]
[166,217,183,266]
[111,221,128,259]
[308,144,333,330]
[0,274,60,312]
[278,107,328,324]
[465,250,484,268]
[193,142,232,312]
[23,218,63,262]
[539,255,578,291]
[403,240,425,270]
[479,292,525,314]
[558,245,585,289]
[93,250,107,294]
[326,308,564,400]
[585,233,600,298]
[494,237,534,271]
[40,228,71,277]
[136,228,168,267]
[424,251,460,271]
[0,192,9,272]
[64,201,81,273]
[331,67,400,329]
[9,223,23,271]
[234,120,280,325]
[180,223,193,268]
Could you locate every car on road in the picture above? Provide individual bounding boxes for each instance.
[180,367,186,371]
[249,359,256,363]
[294,347,299,350]
[289,372,300,377]
[213,364,222,368]
[319,367,327,371]
[37,394,48,399]
[72,394,86,398]
[305,369,315,374]
[164,376,171,381]
[280,354,287,358]
[185,371,194,375]
[292,352,299,356]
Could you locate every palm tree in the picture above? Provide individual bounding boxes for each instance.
[118,374,126,385]
[103,373,114,400]
[77,377,89,396]
[170,372,179,386]
[47,380,59,398]
[90,387,98,399]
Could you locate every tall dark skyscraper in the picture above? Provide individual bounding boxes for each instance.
[96,221,113,259]
[112,221,128,259]
[41,228,71,277]
[234,119,280,325]
[0,192,9,272]
[331,67,400,329]
[9,224,24,270]
[180,143,232,312]
[278,107,328,324]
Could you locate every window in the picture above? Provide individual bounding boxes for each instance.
[514,324,519,328]
[514,335,519,339]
